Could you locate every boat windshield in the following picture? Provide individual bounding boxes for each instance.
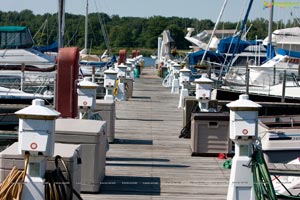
[0,26,34,49]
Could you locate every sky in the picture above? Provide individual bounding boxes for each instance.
[1,0,300,23]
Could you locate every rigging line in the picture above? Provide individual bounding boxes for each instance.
[219,0,248,74]
[66,28,78,47]
[200,0,228,65]
[88,18,100,48]
[38,20,48,46]
[32,19,48,40]
[219,0,251,80]
[290,11,300,26]
[94,0,112,54]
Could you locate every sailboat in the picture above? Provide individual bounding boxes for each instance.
[186,0,267,87]
[219,1,300,100]
[79,0,116,77]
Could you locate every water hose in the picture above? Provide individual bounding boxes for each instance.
[0,152,29,200]
[251,148,277,200]
[44,155,83,200]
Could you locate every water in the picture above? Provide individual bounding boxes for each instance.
[143,57,156,67]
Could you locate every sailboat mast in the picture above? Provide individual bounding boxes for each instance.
[267,0,274,59]
[84,0,88,51]
[226,0,254,70]
[200,0,228,65]
[58,0,65,48]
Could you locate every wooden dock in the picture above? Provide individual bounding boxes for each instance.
[81,67,230,200]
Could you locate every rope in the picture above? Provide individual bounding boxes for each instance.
[0,152,29,200]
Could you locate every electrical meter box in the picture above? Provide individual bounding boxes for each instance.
[179,68,191,84]
[194,76,213,100]
[117,63,127,78]
[227,94,261,141]
[173,63,181,75]
[104,69,118,88]
[15,99,60,156]
[78,78,98,109]
[230,112,257,139]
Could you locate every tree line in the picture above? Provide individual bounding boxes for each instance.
[0,9,298,55]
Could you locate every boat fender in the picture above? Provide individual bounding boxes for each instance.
[118,49,127,64]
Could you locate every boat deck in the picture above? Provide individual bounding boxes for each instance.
[81,67,230,200]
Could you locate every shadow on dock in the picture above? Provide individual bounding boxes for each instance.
[116,117,163,122]
[107,157,170,162]
[100,176,161,195]
[131,96,151,99]
[106,163,189,168]
[113,139,153,145]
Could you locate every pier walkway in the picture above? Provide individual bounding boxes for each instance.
[81,67,230,200]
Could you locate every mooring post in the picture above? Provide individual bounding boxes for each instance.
[246,64,249,95]
[281,70,286,103]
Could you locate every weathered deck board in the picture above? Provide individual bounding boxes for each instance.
[81,68,230,200]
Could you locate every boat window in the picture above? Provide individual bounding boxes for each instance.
[0,27,34,49]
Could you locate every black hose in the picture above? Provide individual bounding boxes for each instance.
[179,103,199,138]
[44,155,83,200]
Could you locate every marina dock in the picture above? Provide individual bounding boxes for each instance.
[81,67,230,200]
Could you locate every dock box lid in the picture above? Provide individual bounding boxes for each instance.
[0,142,80,161]
[55,118,106,136]
[95,99,115,111]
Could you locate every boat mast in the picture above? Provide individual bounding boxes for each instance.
[267,0,274,60]
[84,0,88,53]
[200,0,228,65]
[58,0,65,48]
[226,0,254,70]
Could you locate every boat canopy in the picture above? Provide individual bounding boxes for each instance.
[217,36,260,54]
[34,40,58,53]
[188,49,225,65]
[0,26,34,49]
[79,55,117,68]
[277,48,300,58]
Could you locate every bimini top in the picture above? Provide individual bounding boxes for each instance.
[0,26,34,49]
[188,49,225,65]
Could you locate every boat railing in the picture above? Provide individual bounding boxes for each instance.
[23,74,55,95]
[0,71,55,96]
[220,70,300,98]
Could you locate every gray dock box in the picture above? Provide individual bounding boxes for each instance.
[183,97,198,127]
[0,142,82,196]
[191,112,231,155]
[55,118,107,192]
[124,78,133,99]
[95,99,116,143]
[183,97,219,127]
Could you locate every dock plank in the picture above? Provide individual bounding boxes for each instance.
[81,68,230,199]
